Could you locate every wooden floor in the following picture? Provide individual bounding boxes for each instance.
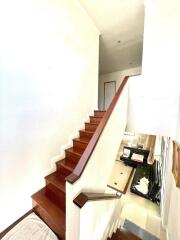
[108,228,140,240]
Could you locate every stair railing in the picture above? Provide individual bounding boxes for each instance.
[66,76,129,184]
[73,192,123,240]
[66,76,129,240]
[73,192,122,208]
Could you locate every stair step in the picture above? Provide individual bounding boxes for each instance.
[79,129,94,139]
[32,187,65,240]
[56,159,76,177]
[108,228,141,240]
[90,115,103,124]
[45,172,65,192]
[94,110,106,117]
[117,228,141,239]
[85,122,98,131]
[31,109,106,239]
[45,173,66,212]
[73,137,89,150]
[65,147,82,164]
[46,183,66,213]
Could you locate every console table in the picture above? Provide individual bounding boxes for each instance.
[120,146,150,168]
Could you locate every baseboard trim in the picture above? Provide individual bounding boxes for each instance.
[166,229,169,240]
[42,114,89,178]
[161,220,169,240]
[0,209,33,239]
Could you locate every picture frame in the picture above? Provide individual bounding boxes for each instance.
[172,141,180,188]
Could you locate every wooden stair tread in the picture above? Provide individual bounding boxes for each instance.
[90,115,103,124]
[73,137,90,144]
[32,187,65,238]
[80,129,95,134]
[94,110,106,117]
[85,122,99,126]
[32,188,65,216]
[57,158,76,172]
[66,147,84,155]
[108,228,141,240]
[85,122,99,131]
[90,115,103,118]
[31,108,108,239]
[45,172,65,192]
[79,129,94,141]
[118,228,141,239]
[94,110,106,112]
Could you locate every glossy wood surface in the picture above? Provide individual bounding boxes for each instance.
[107,228,141,240]
[31,110,106,239]
[66,77,129,184]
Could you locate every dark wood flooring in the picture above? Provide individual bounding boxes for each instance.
[107,228,141,240]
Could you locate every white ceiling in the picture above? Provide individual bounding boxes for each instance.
[78,0,145,74]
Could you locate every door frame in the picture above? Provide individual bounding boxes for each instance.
[103,81,116,110]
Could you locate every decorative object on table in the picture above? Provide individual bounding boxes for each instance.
[120,146,150,168]
[137,143,143,149]
[172,141,180,188]
[123,148,131,158]
[131,153,144,163]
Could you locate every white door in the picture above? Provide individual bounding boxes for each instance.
[104,81,116,110]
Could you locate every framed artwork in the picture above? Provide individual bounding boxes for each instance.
[172,141,180,188]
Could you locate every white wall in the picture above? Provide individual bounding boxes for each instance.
[0,0,99,232]
[141,0,180,239]
[126,75,179,136]
[138,0,180,137]
[98,66,142,110]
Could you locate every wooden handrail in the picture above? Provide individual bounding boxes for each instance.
[66,76,129,184]
[73,192,122,208]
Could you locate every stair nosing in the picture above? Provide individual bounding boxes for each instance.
[32,187,65,218]
[80,129,95,133]
[94,110,106,112]
[73,137,89,144]
[85,122,99,126]
[90,115,103,118]
[45,173,65,193]
[65,147,83,156]
[32,187,65,234]
[56,159,75,172]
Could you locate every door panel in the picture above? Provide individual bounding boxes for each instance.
[104,81,116,110]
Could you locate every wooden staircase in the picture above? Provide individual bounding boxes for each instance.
[31,110,106,239]
[107,228,141,240]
